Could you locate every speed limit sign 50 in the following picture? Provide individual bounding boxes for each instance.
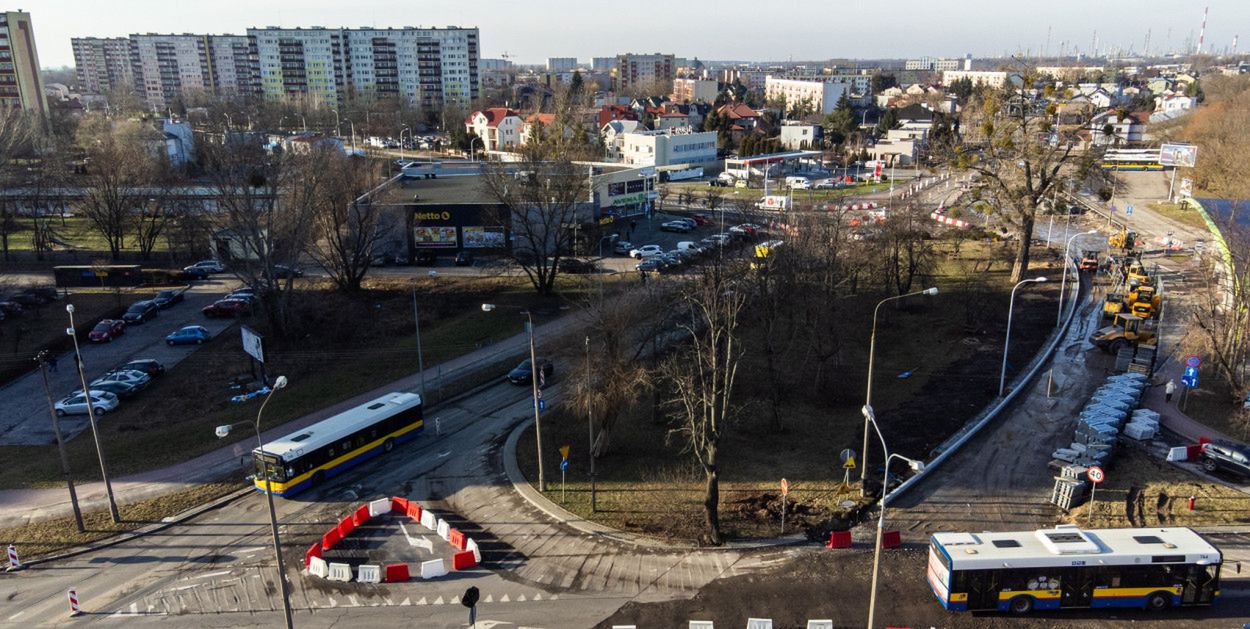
[1087,466,1105,484]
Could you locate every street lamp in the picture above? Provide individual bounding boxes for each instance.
[65,303,120,523]
[215,375,293,629]
[399,126,411,163]
[1000,277,1048,397]
[1057,230,1099,325]
[481,303,546,491]
[471,136,484,162]
[860,287,938,496]
[35,350,84,532]
[863,404,925,629]
[330,107,340,138]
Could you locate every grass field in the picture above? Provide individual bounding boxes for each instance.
[1148,202,1212,231]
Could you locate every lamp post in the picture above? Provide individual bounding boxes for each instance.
[399,126,411,163]
[862,405,925,629]
[861,287,938,496]
[471,136,484,162]
[1057,230,1099,325]
[585,335,596,511]
[330,107,340,138]
[215,375,293,629]
[36,350,84,533]
[482,304,546,491]
[1000,277,1048,397]
[65,303,120,523]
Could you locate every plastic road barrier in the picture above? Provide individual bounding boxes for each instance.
[881,530,902,549]
[448,529,467,551]
[304,542,322,568]
[368,498,391,518]
[436,519,450,541]
[308,556,329,578]
[337,516,355,540]
[826,530,852,549]
[420,510,437,531]
[353,504,371,526]
[68,589,80,616]
[452,550,478,570]
[7,545,19,570]
[321,528,342,552]
[357,564,381,583]
[384,563,410,583]
[391,497,410,514]
[327,562,353,582]
[420,559,448,579]
[467,538,482,563]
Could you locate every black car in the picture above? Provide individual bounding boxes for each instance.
[1201,441,1250,480]
[273,264,304,279]
[152,289,185,309]
[180,267,209,281]
[122,300,159,324]
[9,292,43,307]
[454,252,474,267]
[122,358,165,378]
[558,258,598,274]
[506,358,554,386]
[414,251,437,266]
[76,380,142,400]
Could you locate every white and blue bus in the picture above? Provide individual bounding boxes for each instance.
[253,392,423,497]
[928,525,1222,614]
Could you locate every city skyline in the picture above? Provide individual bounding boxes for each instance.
[33,1,1248,69]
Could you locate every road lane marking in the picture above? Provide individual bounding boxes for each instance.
[188,570,232,580]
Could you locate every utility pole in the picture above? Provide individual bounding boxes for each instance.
[36,351,83,532]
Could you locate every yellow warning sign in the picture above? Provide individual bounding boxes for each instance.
[559,445,570,460]
[843,456,856,470]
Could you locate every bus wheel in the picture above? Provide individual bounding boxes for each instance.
[383,438,395,453]
[311,471,325,487]
[1008,596,1034,614]
[1145,592,1171,611]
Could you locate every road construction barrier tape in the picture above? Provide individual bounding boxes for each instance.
[68,589,80,616]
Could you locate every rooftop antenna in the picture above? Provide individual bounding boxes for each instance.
[1144,29,1151,57]
[1197,6,1209,54]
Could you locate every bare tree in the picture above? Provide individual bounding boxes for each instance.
[950,73,1102,282]
[1190,218,1250,403]
[304,149,388,292]
[75,114,165,260]
[0,109,37,260]
[663,262,747,545]
[877,202,938,295]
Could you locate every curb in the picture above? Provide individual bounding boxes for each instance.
[16,485,253,568]
[501,417,814,552]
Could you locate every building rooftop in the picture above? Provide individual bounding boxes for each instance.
[372,172,497,206]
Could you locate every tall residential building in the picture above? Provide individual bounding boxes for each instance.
[248,26,479,108]
[591,57,614,72]
[764,77,848,115]
[547,57,577,72]
[207,35,259,99]
[671,78,719,104]
[71,37,134,96]
[0,11,47,116]
[129,34,258,109]
[613,53,674,93]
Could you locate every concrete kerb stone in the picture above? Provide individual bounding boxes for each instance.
[501,417,810,551]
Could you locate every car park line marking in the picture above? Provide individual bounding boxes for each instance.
[438,451,451,458]
[187,570,232,580]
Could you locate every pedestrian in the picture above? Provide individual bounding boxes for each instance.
[47,355,58,373]
[1165,379,1176,403]
[639,269,647,285]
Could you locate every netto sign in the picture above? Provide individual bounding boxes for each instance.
[414,211,452,221]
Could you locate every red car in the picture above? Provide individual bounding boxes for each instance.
[201,298,251,318]
[691,213,712,226]
[88,319,127,342]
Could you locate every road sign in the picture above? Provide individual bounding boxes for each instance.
[1182,371,1199,389]
[1187,355,1201,368]
[538,399,546,411]
[842,456,857,470]
[1126,205,1134,217]
[839,448,855,463]
[559,459,569,472]
[1087,466,1105,484]
[559,445,570,460]
[780,478,789,497]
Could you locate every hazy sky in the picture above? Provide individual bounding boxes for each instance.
[32,1,1246,68]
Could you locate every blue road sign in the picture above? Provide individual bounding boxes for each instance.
[1182,374,1199,388]
[1184,366,1199,380]
[1187,355,1201,368]
[559,459,569,471]
[538,399,546,411]
[1126,205,1134,217]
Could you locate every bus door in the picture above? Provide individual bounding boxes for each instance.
[965,571,1000,610]
[1182,564,1218,604]
[1060,568,1094,607]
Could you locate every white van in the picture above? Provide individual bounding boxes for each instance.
[677,241,700,252]
[786,176,811,189]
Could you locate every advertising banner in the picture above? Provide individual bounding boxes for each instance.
[462,226,505,248]
[414,226,458,248]
[1159,143,1198,167]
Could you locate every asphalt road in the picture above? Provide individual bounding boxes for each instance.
[0,279,239,446]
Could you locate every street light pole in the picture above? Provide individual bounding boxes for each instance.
[863,405,924,629]
[482,304,546,491]
[36,351,84,533]
[861,287,938,496]
[65,304,120,523]
[586,335,596,512]
[399,126,410,163]
[1000,277,1048,397]
[245,377,294,629]
[1058,230,1099,325]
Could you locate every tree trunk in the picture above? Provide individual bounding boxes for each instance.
[1010,213,1036,283]
[703,463,722,546]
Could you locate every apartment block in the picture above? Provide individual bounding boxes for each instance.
[547,57,577,72]
[0,11,46,116]
[764,77,848,115]
[671,78,718,104]
[613,53,674,93]
[71,37,134,96]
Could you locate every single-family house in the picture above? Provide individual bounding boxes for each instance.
[466,108,524,152]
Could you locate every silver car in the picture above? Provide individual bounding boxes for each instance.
[55,390,120,417]
[91,369,152,389]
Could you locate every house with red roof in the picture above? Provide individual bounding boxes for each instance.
[466,108,523,152]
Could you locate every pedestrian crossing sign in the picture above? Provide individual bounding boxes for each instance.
[843,456,856,470]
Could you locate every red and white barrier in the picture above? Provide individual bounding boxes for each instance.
[67,589,80,616]
[368,498,391,518]
[308,556,329,578]
[930,212,968,229]
[357,564,381,584]
[7,544,18,570]
[327,563,352,582]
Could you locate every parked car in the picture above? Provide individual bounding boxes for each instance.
[152,289,185,309]
[454,252,474,266]
[691,213,713,226]
[8,292,43,307]
[506,358,554,386]
[629,244,664,259]
[1201,441,1250,480]
[636,258,666,272]
[181,267,209,281]
[660,220,692,233]
[88,319,127,342]
[613,240,634,255]
[557,258,598,274]
[122,300,160,324]
[121,358,165,377]
[91,369,151,390]
[24,287,58,302]
[660,252,685,268]
[166,325,212,346]
[184,260,225,274]
[76,380,142,400]
[813,179,840,190]
[273,264,304,279]
[0,301,21,315]
[55,390,119,417]
[414,250,437,266]
[202,298,250,318]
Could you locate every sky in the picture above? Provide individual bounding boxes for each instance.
[31,0,1247,68]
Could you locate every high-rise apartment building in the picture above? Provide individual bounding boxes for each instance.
[547,57,577,72]
[613,53,674,93]
[128,34,259,109]
[248,26,479,108]
[0,11,47,116]
[71,37,134,97]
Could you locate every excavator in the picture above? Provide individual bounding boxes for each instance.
[1103,291,1126,320]
[1108,228,1138,253]
[1126,284,1162,319]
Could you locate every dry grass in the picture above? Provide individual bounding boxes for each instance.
[1067,448,1250,528]
[0,478,243,561]
[1148,202,1212,231]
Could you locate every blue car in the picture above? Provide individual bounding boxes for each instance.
[166,325,211,346]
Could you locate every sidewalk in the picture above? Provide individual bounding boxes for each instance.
[1141,359,1240,445]
[0,316,569,529]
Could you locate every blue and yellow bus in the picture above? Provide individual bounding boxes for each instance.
[928,525,1222,614]
[253,392,423,496]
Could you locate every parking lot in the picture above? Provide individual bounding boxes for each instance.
[594,209,768,273]
[0,279,241,446]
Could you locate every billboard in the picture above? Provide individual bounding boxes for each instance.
[462,226,505,249]
[1179,177,1193,197]
[1159,143,1198,167]
[241,325,265,363]
[758,195,789,211]
[413,226,458,248]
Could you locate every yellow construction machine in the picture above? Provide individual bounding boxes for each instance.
[1090,313,1157,354]
[1108,228,1138,253]
[1126,284,1162,319]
